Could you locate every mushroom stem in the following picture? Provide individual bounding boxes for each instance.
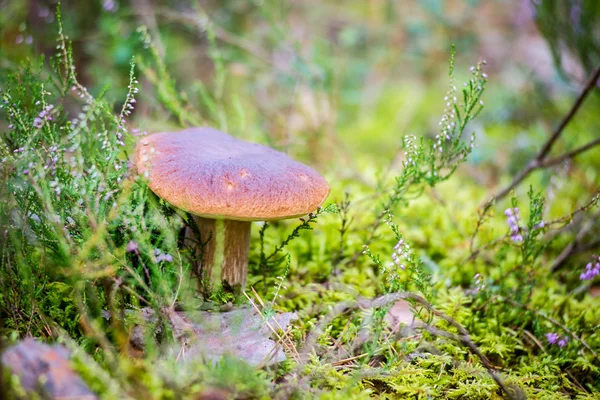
[191,216,251,291]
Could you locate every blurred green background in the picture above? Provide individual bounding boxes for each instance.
[2,1,600,286]
[2,0,598,180]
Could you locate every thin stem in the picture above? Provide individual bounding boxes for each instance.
[536,65,600,162]
[550,208,600,272]
[540,137,600,168]
[469,199,495,254]
[423,325,521,399]
[493,163,536,201]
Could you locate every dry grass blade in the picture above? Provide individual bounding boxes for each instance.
[243,289,300,363]
[330,352,368,367]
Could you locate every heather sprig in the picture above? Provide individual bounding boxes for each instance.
[362,210,433,357]
[362,210,431,304]
[54,4,90,100]
[116,60,139,147]
[501,189,546,252]
[504,206,523,243]
[256,204,337,274]
[431,49,485,173]
[362,48,487,249]
[470,273,485,295]
[136,26,203,127]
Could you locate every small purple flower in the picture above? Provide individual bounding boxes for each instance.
[33,104,54,129]
[546,332,569,347]
[505,207,523,243]
[545,332,559,344]
[126,240,138,253]
[103,0,119,12]
[580,255,600,281]
[156,253,173,262]
[386,239,409,271]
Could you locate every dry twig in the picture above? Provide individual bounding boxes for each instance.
[243,288,300,363]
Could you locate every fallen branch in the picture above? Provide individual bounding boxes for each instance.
[423,325,524,399]
[300,292,523,399]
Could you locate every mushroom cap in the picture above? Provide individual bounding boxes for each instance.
[135,127,330,221]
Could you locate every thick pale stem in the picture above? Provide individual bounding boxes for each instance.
[189,216,251,291]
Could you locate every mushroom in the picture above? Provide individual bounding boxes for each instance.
[135,127,329,291]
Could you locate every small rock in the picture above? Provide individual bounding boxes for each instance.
[195,387,231,400]
[132,306,298,366]
[385,300,416,334]
[2,338,97,399]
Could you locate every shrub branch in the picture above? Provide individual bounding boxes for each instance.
[493,64,600,201]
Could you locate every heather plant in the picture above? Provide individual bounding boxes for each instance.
[1,2,600,399]
[0,6,186,341]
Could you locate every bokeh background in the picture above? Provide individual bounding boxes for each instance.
[1,1,600,398]
[2,1,600,302]
[2,0,600,297]
[2,0,599,183]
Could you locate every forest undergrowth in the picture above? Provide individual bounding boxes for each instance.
[1,3,599,399]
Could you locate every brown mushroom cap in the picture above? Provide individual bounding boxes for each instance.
[135,127,330,221]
